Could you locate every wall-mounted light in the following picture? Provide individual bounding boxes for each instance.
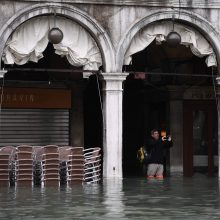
[0,69,7,112]
[216,76,220,85]
[48,12,63,44]
[0,69,7,78]
[166,15,181,47]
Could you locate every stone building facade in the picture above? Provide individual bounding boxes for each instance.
[1,0,220,178]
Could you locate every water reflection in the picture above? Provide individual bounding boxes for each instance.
[0,176,220,219]
[103,178,125,219]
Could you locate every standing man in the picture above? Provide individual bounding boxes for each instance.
[146,129,172,180]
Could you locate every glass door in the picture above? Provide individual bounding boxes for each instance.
[183,101,218,176]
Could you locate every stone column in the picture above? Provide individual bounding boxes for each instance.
[217,90,220,178]
[218,103,220,178]
[170,100,183,174]
[215,79,220,178]
[69,81,85,147]
[102,72,128,178]
[168,86,184,175]
[217,101,220,178]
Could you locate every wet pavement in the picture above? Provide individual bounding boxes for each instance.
[0,174,220,219]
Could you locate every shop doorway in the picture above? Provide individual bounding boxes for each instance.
[1,43,103,148]
[183,100,218,176]
[122,37,217,177]
[122,74,169,177]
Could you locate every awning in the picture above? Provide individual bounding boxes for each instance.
[124,21,217,67]
[2,16,102,70]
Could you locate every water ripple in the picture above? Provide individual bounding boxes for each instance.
[0,176,220,219]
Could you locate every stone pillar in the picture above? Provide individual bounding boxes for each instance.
[170,100,183,174]
[69,81,85,147]
[168,86,184,175]
[217,96,220,178]
[218,106,220,178]
[218,102,220,178]
[215,80,220,178]
[102,72,128,178]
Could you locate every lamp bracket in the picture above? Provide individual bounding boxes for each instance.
[0,69,7,78]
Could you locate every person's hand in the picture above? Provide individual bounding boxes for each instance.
[168,136,172,141]
[162,136,172,141]
[162,136,166,141]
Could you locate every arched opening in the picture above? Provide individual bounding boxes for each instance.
[122,22,218,177]
[0,15,103,150]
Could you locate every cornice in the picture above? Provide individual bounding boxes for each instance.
[8,0,220,9]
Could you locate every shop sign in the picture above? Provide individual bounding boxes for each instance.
[0,88,71,109]
[183,87,215,100]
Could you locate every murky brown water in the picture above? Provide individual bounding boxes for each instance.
[0,175,220,219]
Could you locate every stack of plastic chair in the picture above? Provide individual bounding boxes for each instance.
[32,146,44,186]
[84,147,101,184]
[0,146,16,186]
[42,145,60,187]
[59,147,72,185]
[16,145,33,187]
[67,147,85,185]
[0,154,11,187]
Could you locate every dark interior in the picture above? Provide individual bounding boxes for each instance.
[122,40,216,177]
[1,38,217,178]
[2,42,103,149]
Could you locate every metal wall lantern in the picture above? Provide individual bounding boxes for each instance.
[48,12,63,44]
[0,69,7,78]
[216,76,220,85]
[166,15,181,47]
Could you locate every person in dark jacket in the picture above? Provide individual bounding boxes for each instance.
[146,129,172,180]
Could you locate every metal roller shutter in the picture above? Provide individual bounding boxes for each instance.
[0,109,69,146]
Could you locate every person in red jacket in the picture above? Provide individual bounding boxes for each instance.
[146,129,172,180]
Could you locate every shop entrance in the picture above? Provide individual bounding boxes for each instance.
[1,43,102,148]
[122,37,218,177]
[123,75,169,177]
[183,100,218,176]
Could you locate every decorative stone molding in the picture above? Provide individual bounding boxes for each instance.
[116,9,220,73]
[17,0,220,9]
[102,72,129,92]
[0,3,115,72]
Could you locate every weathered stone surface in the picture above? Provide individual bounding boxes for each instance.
[4,0,220,8]
[1,2,220,49]
[1,0,220,178]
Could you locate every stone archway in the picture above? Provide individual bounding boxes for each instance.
[0,3,115,72]
[116,9,220,73]
[0,3,117,179]
[117,9,220,177]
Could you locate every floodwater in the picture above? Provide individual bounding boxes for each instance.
[0,175,220,219]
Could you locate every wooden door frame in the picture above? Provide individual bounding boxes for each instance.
[183,100,216,177]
